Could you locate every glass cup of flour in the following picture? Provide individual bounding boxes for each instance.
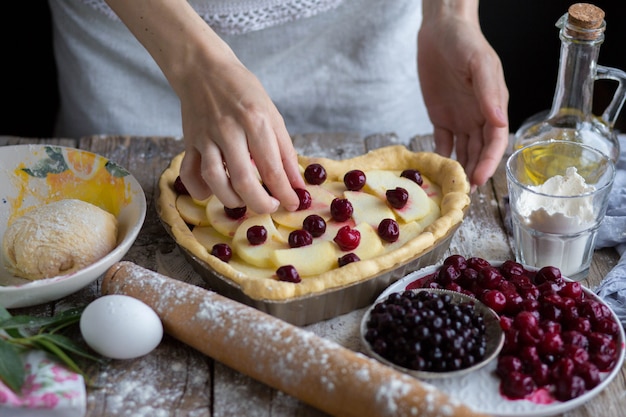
[506,140,615,281]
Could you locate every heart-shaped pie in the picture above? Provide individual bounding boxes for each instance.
[157,145,471,307]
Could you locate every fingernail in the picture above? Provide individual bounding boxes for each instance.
[269,197,281,212]
[496,106,507,123]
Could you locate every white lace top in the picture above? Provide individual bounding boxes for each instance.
[81,0,344,34]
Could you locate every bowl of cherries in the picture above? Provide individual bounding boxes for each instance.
[361,255,625,416]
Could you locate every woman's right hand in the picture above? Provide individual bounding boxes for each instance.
[106,0,304,214]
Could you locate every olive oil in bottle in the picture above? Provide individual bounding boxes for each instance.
[514,3,626,167]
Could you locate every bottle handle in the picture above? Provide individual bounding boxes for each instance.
[596,65,626,128]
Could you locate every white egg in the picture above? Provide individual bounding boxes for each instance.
[80,294,163,360]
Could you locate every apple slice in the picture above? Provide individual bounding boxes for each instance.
[232,214,287,268]
[271,185,336,229]
[176,194,211,226]
[344,190,396,228]
[271,240,339,276]
[321,180,346,197]
[192,226,233,252]
[351,222,385,260]
[205,195,257,238]
[384,221,424,252]
[416,198,441,230]
[363,170,431,222]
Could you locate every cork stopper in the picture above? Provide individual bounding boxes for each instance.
[562,3,606,41]
[568,3,605,29]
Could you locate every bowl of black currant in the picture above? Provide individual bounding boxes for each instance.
[360,287,505,379]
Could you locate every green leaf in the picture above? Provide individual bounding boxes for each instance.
[0,307,83,333]
[32,337,83,375]
[0,337,25,394]
[0,305,23,339]
[105,160,130,177]
[0,305,11,321]
[22,146,68,178]
[37,333,102,363]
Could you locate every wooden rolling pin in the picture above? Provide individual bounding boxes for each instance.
[102,261,490,417]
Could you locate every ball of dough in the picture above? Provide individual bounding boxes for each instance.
[2,199,118,280]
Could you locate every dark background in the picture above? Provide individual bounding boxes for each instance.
[1,1,625,138]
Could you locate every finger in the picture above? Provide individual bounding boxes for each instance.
[471,124,509,187]
[247,123,300,212]
[220,128,282,214]
[463,131,482,187]
[471,54,509,130]
[275,126,306,191]
[433,126,454,157]
[201,141,247,209]
[179,148,213,201]
[455,133,470,172]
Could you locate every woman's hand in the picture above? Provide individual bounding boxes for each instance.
[176,56,305,214]
[106,0,304,214]
[419,0,509,190]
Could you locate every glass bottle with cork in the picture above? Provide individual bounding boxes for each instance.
[514,3,626,171]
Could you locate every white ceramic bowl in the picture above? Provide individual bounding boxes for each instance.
[0,144,146,308]
[374,261,626,417]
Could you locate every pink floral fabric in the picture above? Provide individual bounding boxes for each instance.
[0,350,86,416]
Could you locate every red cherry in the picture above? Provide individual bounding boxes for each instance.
[400,169,423,186]
[246,225,267,245]
[343,170,366,191]
[338,253,360,267]
[302,214,326,237]
[377,218,400,242]
[502,371,535,399]
[481,289,507,313]
[224,206,247,219]
[303,163,327,185]
[500,260,525,278]
[558,281,583,299]
[535,266,562,284]
[330,198,353,222]
[443,255,467,270]
[334,225,361,251]
[554,375,586,402]
[276,265,301,283]
[496,355,523,378]
[173,175,190,195]
[288,229,313,248]
[466,257,490,271]
[294,188,312,210]
[477,266,503,289]
[386,187,409,209]
[210,243,232,262]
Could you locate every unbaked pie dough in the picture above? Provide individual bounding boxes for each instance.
[2,199,119,280]
[157,145,471,301]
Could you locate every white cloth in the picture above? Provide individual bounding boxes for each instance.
[595,134,626,327]
[47,0,432,141]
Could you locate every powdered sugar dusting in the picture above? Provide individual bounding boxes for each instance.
[100,262,481,417]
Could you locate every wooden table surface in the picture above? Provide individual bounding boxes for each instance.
[1,133,623,417]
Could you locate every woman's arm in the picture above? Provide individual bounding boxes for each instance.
[419,0,509,190]
[105,0,305,213]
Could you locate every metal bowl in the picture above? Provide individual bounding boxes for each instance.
[360,288,504,379]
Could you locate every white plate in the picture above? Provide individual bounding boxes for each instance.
[374,262,626,417]
[0,145,146,308]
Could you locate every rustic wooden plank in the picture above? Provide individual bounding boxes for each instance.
[66,136,211,417]
[0,136,77,147]
[3,134,623,417]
